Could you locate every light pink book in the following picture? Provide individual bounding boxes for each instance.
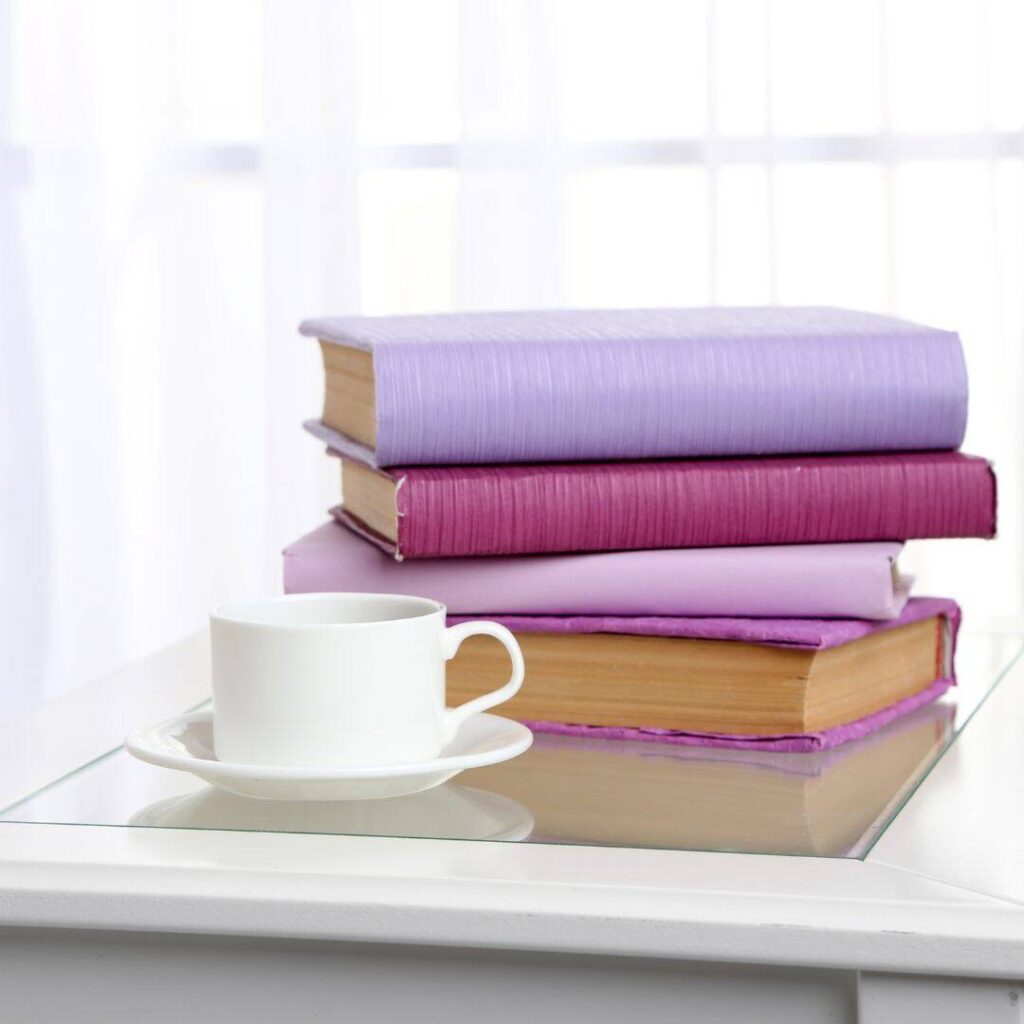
[284,520,912,620]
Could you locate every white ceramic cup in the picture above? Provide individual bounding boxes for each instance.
[209,593,525,768]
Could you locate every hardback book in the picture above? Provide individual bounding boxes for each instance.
[466,701,954,856]
[330,451,996,559]
[284,520,913,620]
[444,598,958,752]
[300,307,968,467]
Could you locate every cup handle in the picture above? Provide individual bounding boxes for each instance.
[441,621,525,744]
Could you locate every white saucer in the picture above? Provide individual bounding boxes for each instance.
[129,783,534,841]
[125,711,533,801]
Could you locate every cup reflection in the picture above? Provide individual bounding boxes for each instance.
[129,781,534,842]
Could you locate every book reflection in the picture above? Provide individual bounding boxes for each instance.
[462,698,956,858]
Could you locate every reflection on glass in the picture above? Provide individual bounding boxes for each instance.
[464,698,955,858]
[129,783,534,843]
[2,695,954,859]
[3,649,1007,859]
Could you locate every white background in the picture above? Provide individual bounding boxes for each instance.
[3,0,1023,707]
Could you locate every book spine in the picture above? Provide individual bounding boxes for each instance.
[393,456,996,558]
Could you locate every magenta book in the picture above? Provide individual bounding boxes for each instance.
[333,451,997,559]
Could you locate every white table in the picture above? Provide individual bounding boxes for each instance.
[0,627,1022,1023]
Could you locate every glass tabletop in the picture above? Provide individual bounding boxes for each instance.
[2,628,1020,859]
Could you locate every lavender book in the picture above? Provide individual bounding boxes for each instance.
[301,306,968,467]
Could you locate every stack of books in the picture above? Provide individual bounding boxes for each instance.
[285,308,997,752]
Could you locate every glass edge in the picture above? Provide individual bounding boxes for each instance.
[853,637,1024,860]
[0,698,212,817]
[3,640,1023,862]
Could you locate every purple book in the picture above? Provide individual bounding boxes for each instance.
[450,597,960,753]
[301,306,968,467]
[284,520,913,620]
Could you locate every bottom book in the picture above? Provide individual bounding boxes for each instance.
[447,597,958,753]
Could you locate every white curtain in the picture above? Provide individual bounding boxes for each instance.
[3,0,1023,706]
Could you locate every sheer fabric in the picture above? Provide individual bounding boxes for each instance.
[3,0,1022,703]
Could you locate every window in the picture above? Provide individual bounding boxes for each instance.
[4,0,1022,702]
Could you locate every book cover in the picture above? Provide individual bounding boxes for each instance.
[330,451,996,558]
[454,594,957,649]
[284,520,912,620]
[301,306,968,467]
